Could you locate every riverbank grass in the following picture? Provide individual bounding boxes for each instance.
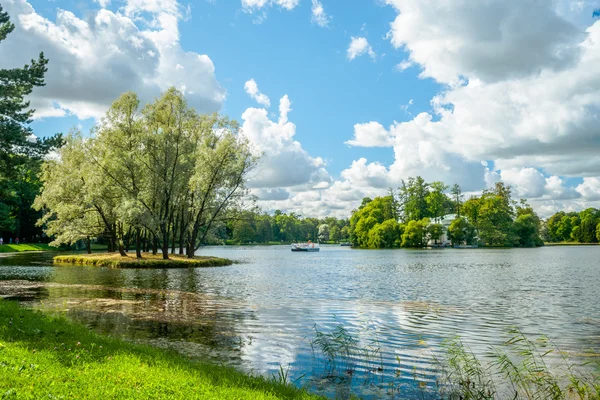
[0,243,58,253]
[53,252,232,268]
[0,300,319,399]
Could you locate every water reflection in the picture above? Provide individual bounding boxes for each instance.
[0,246,599,398]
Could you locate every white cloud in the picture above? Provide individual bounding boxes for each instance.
[385,0,583,84]
[576,177,600,200]
[241,95,330,190]
[347,36,376,60]
[395,59,412,71]
[341,158,391,189]
[241,0,300,12]
[346,121,393,147]
[244,79,271,108]
[340,0,600,219]
[311,0,330,27]
[0,0,224,120]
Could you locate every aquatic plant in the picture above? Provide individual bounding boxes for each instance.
[434,328,600,400]
[309,321,383,383]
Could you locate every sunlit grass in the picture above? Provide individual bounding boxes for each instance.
[0,243,58,253]
[0,300,321,399]
[53,252,232,268]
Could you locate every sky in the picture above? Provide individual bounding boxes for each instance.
[1,0,600,218]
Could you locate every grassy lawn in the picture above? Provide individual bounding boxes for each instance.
[53,252,232,268]
[0,243,58,253]
[0,300,320,399]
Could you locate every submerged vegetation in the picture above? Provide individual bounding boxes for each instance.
[0,300,320,399]
[53,253,232,268]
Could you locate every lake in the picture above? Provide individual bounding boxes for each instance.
[1,245,599,398]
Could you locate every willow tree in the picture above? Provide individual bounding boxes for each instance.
[36,88,257,259]
[34,131,105,253]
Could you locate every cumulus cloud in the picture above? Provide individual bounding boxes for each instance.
[336,0,600,217]
[244,79,271,108]
[576,178,600,200]
[241,95,330,190]
[347,36,376,60]
[346,121,393,147]
[311,0,330,27]
[0,0,224,120]
[385,0,583,84]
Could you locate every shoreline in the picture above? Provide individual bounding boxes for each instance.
[0,300,319,399]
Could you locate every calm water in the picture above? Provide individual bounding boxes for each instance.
[1,246,599,398]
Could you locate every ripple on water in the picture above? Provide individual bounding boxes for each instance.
[0,245,599,399]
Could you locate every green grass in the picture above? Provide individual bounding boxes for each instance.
[53,252,233,268]
[0,300,321,399]
[0,243,58,253]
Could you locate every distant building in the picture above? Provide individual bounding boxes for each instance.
[427,214,457,247]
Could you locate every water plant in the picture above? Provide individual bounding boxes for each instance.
[434,328,600,400]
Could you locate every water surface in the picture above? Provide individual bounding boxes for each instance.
[1,246,599,398]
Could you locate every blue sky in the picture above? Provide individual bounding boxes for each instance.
[3,0,600,217]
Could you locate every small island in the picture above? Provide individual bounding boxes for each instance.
[53,253,232,268]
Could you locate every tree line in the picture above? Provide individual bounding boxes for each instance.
[544,209,600,244]
[349,178,545,248]
[223,211,350,244]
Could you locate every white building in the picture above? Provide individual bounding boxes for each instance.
[427,214,457,247]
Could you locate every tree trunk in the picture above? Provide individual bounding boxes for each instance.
[135,228,142,259]
[152,234,158,255]
[171,214,178,255]
[85,237,91,254]
[162,228,169,260]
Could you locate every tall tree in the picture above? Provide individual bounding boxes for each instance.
[0,5,59,240]
[450,184,463,217]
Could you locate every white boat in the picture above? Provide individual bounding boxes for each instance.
[291,242,320,252]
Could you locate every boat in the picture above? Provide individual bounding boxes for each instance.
[340,242,352,246]
[291,242,320,252]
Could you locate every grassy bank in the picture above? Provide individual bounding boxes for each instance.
[0,243,58,253]
[0,300,319,399]
[53,252,232,268]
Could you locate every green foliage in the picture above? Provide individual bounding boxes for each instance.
[0,6,62,241]
[232,220,256,243]
[401,218,429,248]
[427,223,444,244]
[545,208,600,244]
[367,219,401,248]
[0,300,320,399]
[350,196,398,248]
[35,90,257,258]
[447,217,476,245]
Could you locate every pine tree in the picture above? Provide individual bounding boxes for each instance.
[0,5,53,238]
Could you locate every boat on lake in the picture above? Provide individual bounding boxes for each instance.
[291,242,320,252]
[340,242,352,246]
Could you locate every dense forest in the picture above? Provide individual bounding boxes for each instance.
[544,209,600,244]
